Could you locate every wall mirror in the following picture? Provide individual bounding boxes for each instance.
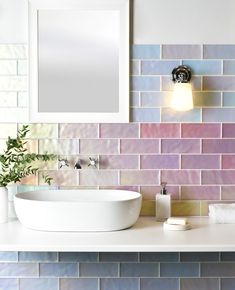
[29,0,129,123]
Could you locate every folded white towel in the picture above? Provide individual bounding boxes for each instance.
[209,203,235,223]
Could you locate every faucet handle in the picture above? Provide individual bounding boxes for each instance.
[74,160,82,169]
[59,158,69,169]
[88,157,98,168]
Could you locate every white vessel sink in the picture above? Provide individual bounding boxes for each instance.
[14,190,142,232]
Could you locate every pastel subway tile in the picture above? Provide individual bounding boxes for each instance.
[0,108,28,123]
[201,263,235,277]
[180,252,219,262]
[161,170,200,185]
[141,92,171,108]
[161,139,200,154]
[0,44,27,58]
[181,155,220,169]
[120,170,159,185]
[140,155,179,169]
[59,252,98,262]
[0,92,17,107]
[181,186,220,200]
[0,263,38,277]
[39,171,78,186]
[140,278,179,290]
[172,201,200,216]
[224,60,235,75]
[19,252,57,262]
[222,155,235,169]
[140,186,179,200]
[131,45,160,59]
[203,77,235,91]
[221,278,235,290]
[80,170,118,186]
[0,60,17,75]
[0,76,27,91]
[131,60,140,75]
[100,278,138,290]
[60,124,98,138]
[203,108,235,122]
[193,92,222,107]
[181,278,219,290]
[0,278,18,290]
[80,263,118,277]
[100,123,139,138]
[160,263,199,277]
[100,155,138,169]
[131,76,160,91]
[181,123,221,138]
[202,170,235,184]
[222,186,235,200]
[221,252,235,261]
[120,263,158,277]
[161,108,201,123]
[18,60,28,75]
[130,92,140,107]
[18,92,28,107]
[39,139,78,155]
[140,253,179,262]
[223,92,235,107]
[99,253,138,262]
[162,76,201,91]
[204,45,235,59]
[0,252,17,262]
[60,278,98,290]
[39,263,78,277]
[80,139,119,154]
[203,139,235,153]
[162,45,201,59]
[223,124,235,137]
[131,108,160,122]
[19,278,58,290]
[141,60,180,75]
[121,139,159,154]
[99,186,139,192]
[141,124,180,138]
[182,60,221,75]
[24,124,58,138]
[140,200,155,216]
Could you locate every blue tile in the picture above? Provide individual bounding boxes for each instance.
[0,263,38,277]
[59,253,98,262]
[39,263,77,277]
[131,60,140,75]
[161,108,201,123]
[100,278,138,290]
[201,263,235,277]
[120,263,158,277]
[60,278,98,290]
[223,92,235,107]
[131,76,160,91]
[99,253,138,262]
[180,252,219,262]
[182,60,221,75]
[19,252,57,262]
[141,92,170,107]
[140,278,179,290]
[141,61,180,75]
[19,278,58,290]
[140,253,179,262]
[0,252,18,262]
[160,263,199,277]
[204,45,235,59]
[181,278,219,290]
[203,108,235,122]
[80,263,118,277]
[162,45,201,59]
[193,92,221,107]
[132,45,160,59]
[221,278,235,290]
[224,60,235,75]
[0,278,18,290]
[131,108,160,122]
[203,76,235,91]
[130,92,140,107]
[221,252,235,261]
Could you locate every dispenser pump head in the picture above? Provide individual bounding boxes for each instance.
[160,182,167,195]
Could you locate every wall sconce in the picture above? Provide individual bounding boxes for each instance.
[170,65,193,111]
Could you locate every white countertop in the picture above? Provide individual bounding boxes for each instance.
[1,217,235,252]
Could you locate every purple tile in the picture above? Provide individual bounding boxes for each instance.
[140,278,179,290]
[120,263,158,277]
[181,278,219,290]
[202,139,235,153]
[60,278,98,290]
[80,263,118,277]
[161,139,200,153]
[180,252,219,262]
[162,76,201,91]
[161,108,201,123]
[131,108,160,122]
[80,139,119,154]
[120,170,159,185]
[222,155,235,169]
[204,45,235,59]
[99,253,138,262]
[160,263,199,277]
[0,263,38,277]
[141,124,180,138]
[223,124,235,137]
[182,60,221,75]
[161,170,200,185]
[79,170,118,186]
[202,171,235,184]
[162,45,201,59]
[60,124,98,138]
[0,278,18,290]
[203,108,235,122]
[181,186,220,200]
[141,60,180,75]
[181,155,220,169]
[140,155,179,169]
[19,252,57,262]
[40,263,77,277]
[100,124,139,138]
[59,253,98,262]
[140,186,180,200]
[100,278,138,290]
[181,124,221,138]
[100,155,138,169]
[19,278,58,290]
[223,60,235,75]
[201,263,235,277]
[121,139,159,154]
[222,186,235,200]
[221,278,235,290]
[203,77,235,91]
[131,76,160,91]
[140,253,179,262]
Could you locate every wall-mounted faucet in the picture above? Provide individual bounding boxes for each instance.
[74,160,82,169]
[59,158,69,169]
[88,157,98,168]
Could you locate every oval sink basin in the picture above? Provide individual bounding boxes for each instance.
[14,190,142,232]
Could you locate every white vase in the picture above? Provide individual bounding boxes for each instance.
[0,187,8,223]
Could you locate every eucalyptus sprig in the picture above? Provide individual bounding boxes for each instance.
[0,125,56,187]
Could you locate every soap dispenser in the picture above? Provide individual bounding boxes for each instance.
[156,182,171,221]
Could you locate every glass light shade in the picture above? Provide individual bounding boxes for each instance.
[170,82,193,111]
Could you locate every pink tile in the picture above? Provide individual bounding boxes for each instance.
[140,155,179,169]
[120,170,159,185]
[100,185,139,192]
[100,123,139,138]
[141,123,180,138]
[60,124,98,138]
[80,139,119,154]
[222,124,235,137]
[79,170,118,186]
[100,155,138,169]
[161,139,200,153]
[181,124,221,138]
[140,186,179,200]
[222,155,235,169]
[202,170,235,184]
[161,170,200,185]
[121,139,159,154]
[39,171,78,186]
[181,155,220,169]
[222,186,235,200]
[181,186,220,200]
[202,139,235,153]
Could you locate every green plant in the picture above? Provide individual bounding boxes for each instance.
[0,125,56,187]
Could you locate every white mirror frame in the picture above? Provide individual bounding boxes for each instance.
[29,0,129,123]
